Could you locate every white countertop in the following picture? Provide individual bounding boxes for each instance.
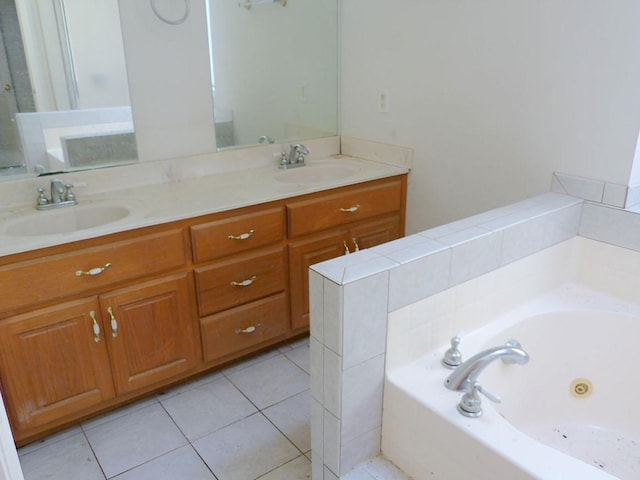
[0,155,408,258]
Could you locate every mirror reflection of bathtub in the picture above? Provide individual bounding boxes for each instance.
[383,237,640,480]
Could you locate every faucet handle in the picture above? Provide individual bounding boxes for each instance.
[441,335,462,369]
[457,382,501,418]
[64,184,76,203]
[37,188,50,206]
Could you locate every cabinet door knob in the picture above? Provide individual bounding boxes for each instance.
[90,310,101,343]
[228,229,255,241]
[339,205,360,213]
[234,323,262,334]
[107,306,119,338]
[230,276,257,287]
[76,263,112,277]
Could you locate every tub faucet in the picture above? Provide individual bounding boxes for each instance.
[280,144,309,169]
[444,340,529,392]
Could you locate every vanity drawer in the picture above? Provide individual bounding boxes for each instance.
[200,293,288,363]
[287,178,403,237]
[194,247,286,316]
[191,207,285,263]
[0,229,186,314]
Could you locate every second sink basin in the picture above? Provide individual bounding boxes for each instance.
[274,163,359,184]
[3,204,130,236]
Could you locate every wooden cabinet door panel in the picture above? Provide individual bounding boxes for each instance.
[288,230,347,331]
[191,207,285,263]
[287,179,403,237]
[100,274,198,395]
[0,298,115,434]
[195,246,286,316]
[0,229,186,315]
[348,214,401,252]
[201,293,289,363]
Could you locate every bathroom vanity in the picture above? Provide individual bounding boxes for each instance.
[0,158,407,445]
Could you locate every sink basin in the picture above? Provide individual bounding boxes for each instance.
[3,204,130,236]
[274,164,359,184]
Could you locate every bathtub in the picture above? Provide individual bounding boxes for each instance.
[382,283,640,480]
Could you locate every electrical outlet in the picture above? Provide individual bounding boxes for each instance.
[378,89,390,113]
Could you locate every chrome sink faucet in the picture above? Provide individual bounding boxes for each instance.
[36,179,78,210]
[280,144,309,169]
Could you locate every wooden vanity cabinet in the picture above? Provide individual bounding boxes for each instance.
[0,173,407,445]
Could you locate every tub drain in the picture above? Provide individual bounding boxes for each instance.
[570,378,593,398]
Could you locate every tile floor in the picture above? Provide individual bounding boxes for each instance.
[17,336,410,480]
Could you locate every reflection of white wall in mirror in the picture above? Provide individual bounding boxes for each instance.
[63,0,130,109]
[119,0,216,161]
[16,0,128,111]
[209,0,337,146]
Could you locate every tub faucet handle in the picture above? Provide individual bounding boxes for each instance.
[441,335,462,369]
[457,382,501,418]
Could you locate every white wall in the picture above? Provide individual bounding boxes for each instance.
[340,0,640,233]
[210,0,337,145]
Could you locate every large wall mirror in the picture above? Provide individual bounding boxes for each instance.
[0,0,338,180]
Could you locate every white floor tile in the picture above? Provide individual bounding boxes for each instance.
[20,432,104,480]
[84,403,187,478]
[112,445,215,480]
[263,390,311,453]
[221,348,282,376]
[226,354,310,409]
[156,370,223,401]
[18,425,82,457]
[256,455,311,479]
[193,413,299,480]
[160,376,257,441]
[81,396,159,431]
[283,344,311,374]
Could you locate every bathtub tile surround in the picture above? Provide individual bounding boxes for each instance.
[551,171,636,208]
[309,192,589,479]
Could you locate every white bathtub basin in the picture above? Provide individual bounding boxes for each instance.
[383,284,639,480]
[2,203,130,236]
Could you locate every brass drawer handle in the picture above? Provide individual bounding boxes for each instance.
[228,229,254,241]
[90,310,101,343]
[76,263,112,277]
[107,306,119,338]
[339,205,360,213]
[230,276,257,287]
[235,323,262,334]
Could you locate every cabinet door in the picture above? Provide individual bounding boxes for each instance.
[347,214,401,253]
[0,298,115,436]
[100,273,199,395]
[288,230,347,331]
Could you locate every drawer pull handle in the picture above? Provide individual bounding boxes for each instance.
[230,276,257,287]
[228,229,255,241]
[76,263,112,277]
[235,323,262,334]
[107,306,119,338]
[90,310,101,343]
[339,205,360,213]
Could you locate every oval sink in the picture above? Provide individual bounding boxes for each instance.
[274,164,359,184]
[3,204,130,236]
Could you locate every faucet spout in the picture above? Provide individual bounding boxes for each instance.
[444,340,529,392]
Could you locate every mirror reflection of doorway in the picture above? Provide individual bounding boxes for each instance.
[0,0,34,174]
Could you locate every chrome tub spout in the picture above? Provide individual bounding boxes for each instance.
[444,340,529,392]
